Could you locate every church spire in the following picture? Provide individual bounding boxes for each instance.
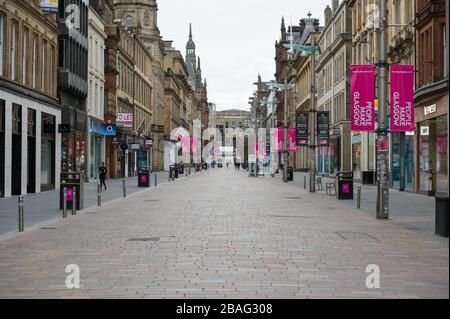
[281,16,286,43]
[189,23,192,41]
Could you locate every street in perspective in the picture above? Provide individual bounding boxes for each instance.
[0,0,449,303]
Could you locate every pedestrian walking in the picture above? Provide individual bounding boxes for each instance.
[98,162,107,190]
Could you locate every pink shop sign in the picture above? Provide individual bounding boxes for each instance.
[350,65,375,132]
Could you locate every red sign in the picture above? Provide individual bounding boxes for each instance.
[377,139,389,152]
[116,113,133,128]
[390,65,415,132]
[350,65,375,132]
[275,128,297,152]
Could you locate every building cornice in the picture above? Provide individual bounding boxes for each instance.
[0,77,60,109]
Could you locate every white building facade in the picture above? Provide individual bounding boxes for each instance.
[0,1,61,197]
[87,6,107,182]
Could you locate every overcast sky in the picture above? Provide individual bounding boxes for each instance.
[158,0,331,111]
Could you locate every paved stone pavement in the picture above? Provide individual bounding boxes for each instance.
[0,168,448,299]
[287,172,437,235]
[0,171,170,238]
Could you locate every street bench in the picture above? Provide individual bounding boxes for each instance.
[316,177,323,191]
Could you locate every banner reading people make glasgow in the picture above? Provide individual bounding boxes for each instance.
[390,65,415,132]
[350,65,375,132]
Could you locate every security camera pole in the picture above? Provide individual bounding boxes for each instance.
[376,0,389,219]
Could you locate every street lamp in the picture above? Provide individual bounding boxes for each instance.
[284,37,321,192]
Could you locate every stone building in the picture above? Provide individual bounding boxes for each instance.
[387,0,416,191]
[57,0,89,179]
[315,0,352,177]
[87,4,107,182]
[289,13,322,171]
[348,0,379,183]
[112,0,165,172]
[162,40,194,170]
[414,0,448,196]
[0,0,60,197]
[185,24,208,149]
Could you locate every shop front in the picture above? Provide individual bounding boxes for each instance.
[417,115,448,195]
[415,97,448,196]
[390,132,414,191]
[87,118,110,181]
[41,113,56,191]
[352,133,362,180]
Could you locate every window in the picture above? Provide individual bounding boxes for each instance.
[443,25,447,78]
[22,27,29,85]
[10,20,18,80]
[125,15,133,28]
[32,35,37,88]
[50,45,55,95]
[0,13,4,77]
[41,39,47,93]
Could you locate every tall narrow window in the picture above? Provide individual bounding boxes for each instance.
[0,13,4,77]
[32,35,37,88]
[50,45,55,96]
[10,20,17,80]
[22,27,29,85]
[125,15,133,28]
[41,39,47,93]
[443,25,447,78]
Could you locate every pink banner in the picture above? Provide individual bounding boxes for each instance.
[181,136,190,155]
[191,137,199,154]
[350,65,375,131]
[390,65,415,132]
[275,128,297,152]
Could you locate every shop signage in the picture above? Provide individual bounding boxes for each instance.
[120,143,128,151]
[377,139,389,152]
[145,140,153,146]
[295,112,309,146]
[424,104,437,116]
[90,120,116,136]
[317,111,330,146]
[333,128,341,135]
[112,137,120,145]
[420,126,429,136]
[390,65,415,132]
[131,144,140,150]
[40,0,58,13]
[116,113,133,128]
[58,124,71,133]
[350,65,375,132]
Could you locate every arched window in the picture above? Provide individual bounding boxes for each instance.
[125,15,133,28]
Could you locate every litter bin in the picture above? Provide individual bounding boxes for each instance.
[435,194,449,237]
[60,172,84,210]
[178,164,184,175]
[138,167,150,187]
[287,167,294,181]
[337,171,354,200]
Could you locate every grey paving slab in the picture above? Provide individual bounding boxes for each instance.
[0,171,170,236]
[0,167,448,299]
[288,172,437,235]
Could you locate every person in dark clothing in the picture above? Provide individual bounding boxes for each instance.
[98,162,107,190]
